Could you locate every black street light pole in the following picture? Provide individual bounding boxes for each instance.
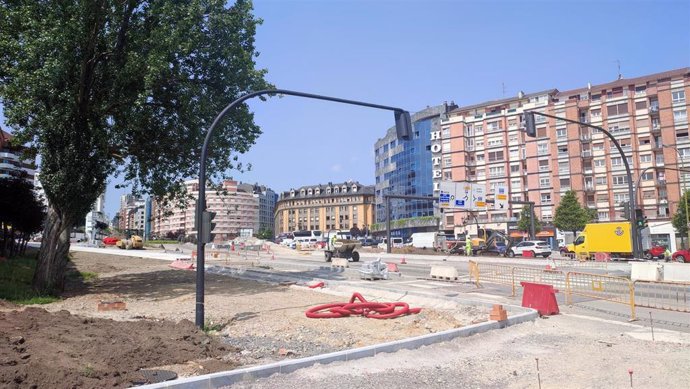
[195,89,412,328]
[523,111,641,258]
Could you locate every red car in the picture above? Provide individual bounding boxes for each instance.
[102,237,119,246]
[644,245,666,260]
[671,250,690,263]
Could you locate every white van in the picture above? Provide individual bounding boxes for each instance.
[410,232,439,249]
[378,237,404,249]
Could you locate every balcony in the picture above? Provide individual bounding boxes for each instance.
[582,150,592,158]
[580,135,592,142]
[656,179,667,187]
[584,186,595,193]
[649,105,660,115]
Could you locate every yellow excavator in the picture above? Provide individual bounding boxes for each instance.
[115,235,144,250]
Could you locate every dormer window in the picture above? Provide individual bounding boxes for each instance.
[334,187,340,194]
[315,188,321,195]
[307,188,313,195]
[326,187,332,194]
[290,190,295,197]
[300,189,306,196]
[352,185,358,192]
[341,185,347,193]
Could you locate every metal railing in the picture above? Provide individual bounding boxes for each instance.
[565,271,636,320]
[633,280,690,313]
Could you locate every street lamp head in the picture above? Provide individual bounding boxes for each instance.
[395,110,412,140]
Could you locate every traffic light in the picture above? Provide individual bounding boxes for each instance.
[395,110,412,140]
[201,211,217,243]
[642,216,649,229]
[620,201,630,220]
[521,112,537,138]
[635,209,645,229]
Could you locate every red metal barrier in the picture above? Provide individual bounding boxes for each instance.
[520,281,559,315]
[169,259,194,270]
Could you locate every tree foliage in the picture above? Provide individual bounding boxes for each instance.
[553,190,590,234]
[0,176,46,258]
[0,0,271,293]
[517,205,541,233]
[255,228,273,240]
[672,190,690,237]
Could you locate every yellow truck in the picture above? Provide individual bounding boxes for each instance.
[115,235,144,250]
[566,222,648,259]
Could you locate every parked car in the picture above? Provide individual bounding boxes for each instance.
[102,236,119,246]
[358,238,378,247]
[507,240,552,258]
[671,249,690,263]
[378,237,404,249]
[645,245,666,260]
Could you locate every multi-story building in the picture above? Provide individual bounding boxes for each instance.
[1,129,36,183]
[238,183,277,233]
[274,181,374,235]
[151,179,261,241]
[373,103,457,237]
[439,68,690,250]
[118,194,146,234]
[85,193,109,243]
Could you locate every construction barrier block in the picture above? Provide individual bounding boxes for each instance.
[631,263,663,281]
[662,263,690,282]
[331,258,349,269]
[170,259,195,270]
[520,281,559,316]
[430,266,458,280]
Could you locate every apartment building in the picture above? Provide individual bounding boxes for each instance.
[238,183,277,233]
[373,103,457,237]
[151,179,261,241]
[438,68,690,250]
[274,181,374,235]
[118,194,147,233]
[0,129,36,183]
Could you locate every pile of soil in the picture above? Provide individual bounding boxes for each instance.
[0,308,236,388]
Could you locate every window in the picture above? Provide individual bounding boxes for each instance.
[443,170,452,180]
[598,211,609,220]
[559,178,570,189]
[635,101,647,110]
[677,131,689,142]
[383,144,389,153]
[672,90,686,103]
[488,166,505,178]
[443,155,452,167]
[596,177,607,185]
[674,108,688,123]
[635,85,647,94]
[541,194,552,204]
[475,125,483,134]
[613,193,630,204]
[606,103,628,116]
[476,154,485,162]
[539,160,550,172]
[442,140,451,152]
[556,128,567,138]
[640,154,652,163]
[558,161,569,172]
[487,138,504,147]
[442,127,450,137]
[475,140,484,148]
[488,150,504,162]
[537,142,549,155]
[510,165,520,173]
[594,159,606,167]
[596,194,608,202]
[539,178,551,188]
[641,172,654,181]
[593,142,604,151]
[592,94,601,102]
[635,118,649,128]
[487,121,502,132]
[643,190,655,199]
[613,175,628,185]
[591,109,601,118]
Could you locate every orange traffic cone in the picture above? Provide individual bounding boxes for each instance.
[400,256,407,265]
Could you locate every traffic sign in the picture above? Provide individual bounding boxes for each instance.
[495,185,508,210]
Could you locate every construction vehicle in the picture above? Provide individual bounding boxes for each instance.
[565,222,650,259]
[475,229,513,257]
[116,235,144,250]
[324,229,361,262]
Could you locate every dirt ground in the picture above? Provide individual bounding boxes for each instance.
[0,251,488,388]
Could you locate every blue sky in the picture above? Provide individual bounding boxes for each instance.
[2,0,689,219]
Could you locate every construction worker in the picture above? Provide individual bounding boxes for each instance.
[465,237,473,256]
[664,247,672,262]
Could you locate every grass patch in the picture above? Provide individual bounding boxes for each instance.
[203,320,225,333]
[0,251,60,305]
[66,270,98,282]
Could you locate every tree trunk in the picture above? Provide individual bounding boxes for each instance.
[1,223,6,258]
[32,206,73,294]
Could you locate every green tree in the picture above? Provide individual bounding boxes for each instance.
[672,190,690,240]
[0,1,270,293]
[553,190,589,234]
[255,228,273,240]
[517,205,541,234]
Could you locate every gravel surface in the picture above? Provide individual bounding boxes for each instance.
[227,313,690,389]
[24,251,489,379]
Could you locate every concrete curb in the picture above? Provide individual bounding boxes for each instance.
[136,307,537,388]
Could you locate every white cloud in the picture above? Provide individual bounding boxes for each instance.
[331,164,342,172]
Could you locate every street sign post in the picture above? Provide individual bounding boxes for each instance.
[495,185,508,210]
